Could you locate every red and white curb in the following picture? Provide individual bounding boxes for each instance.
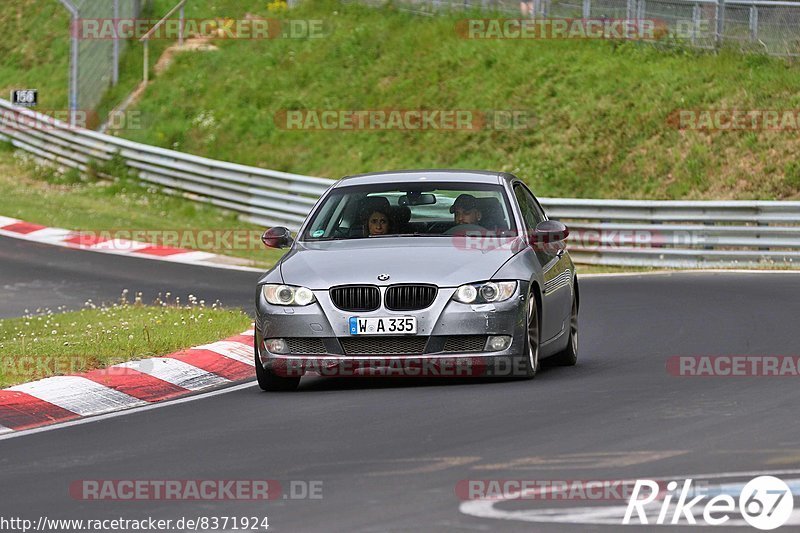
[0,330,255,434]
[0,215,261,272]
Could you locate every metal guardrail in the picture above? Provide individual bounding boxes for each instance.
[0,99,333,229]
[1,98,799,269]
[540,199,800,267]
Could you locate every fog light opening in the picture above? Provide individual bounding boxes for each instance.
[486,335,512,352]
[265,338,289,354]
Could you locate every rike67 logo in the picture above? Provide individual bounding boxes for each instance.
[624,476,794,529]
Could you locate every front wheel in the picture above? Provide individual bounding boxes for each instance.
[519,291,540,379]
[551,296,578,366]
[255,344,301,391]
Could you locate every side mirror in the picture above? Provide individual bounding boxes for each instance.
[262,227,294,249]
[532,220,569,244]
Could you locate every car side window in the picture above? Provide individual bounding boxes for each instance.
[527,191,547,223]
[513,183,541,231]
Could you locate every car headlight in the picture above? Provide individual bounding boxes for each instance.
[262,284,316,306]
[452,281,517,304]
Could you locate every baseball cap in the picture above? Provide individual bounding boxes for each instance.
[449,194,479,213]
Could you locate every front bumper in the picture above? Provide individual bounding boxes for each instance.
[255,283,530,377]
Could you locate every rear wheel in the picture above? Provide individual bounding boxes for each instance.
[254,343,301,392]
[519,291,540,379]
[551,296,578,366]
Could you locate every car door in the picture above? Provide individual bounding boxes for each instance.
[528,189,574,336]
[513,182,572,343]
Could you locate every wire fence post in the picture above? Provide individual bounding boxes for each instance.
[143,40,150,83]
[691,2,699,45]
[58,0,79,127]
[140,1,189,84]
[749,4,758,42]
[715,0,725,48]
[179,2,185,46]
[583,0,591,19]
[113,0,120,85]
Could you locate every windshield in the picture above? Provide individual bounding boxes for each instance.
[302,182,516,241]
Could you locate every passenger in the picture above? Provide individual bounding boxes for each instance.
[365,209,391,236]
[360,197,393,236]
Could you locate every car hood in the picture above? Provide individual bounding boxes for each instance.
[276,237,523,288]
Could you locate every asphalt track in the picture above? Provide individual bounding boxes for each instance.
[0,235,258,318]
[2,237,800,532]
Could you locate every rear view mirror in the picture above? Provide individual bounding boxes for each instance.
[262,227,294,249]
[399,192,436,206]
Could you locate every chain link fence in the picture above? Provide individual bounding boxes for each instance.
[57,0,148,126]
[360,0,800,56]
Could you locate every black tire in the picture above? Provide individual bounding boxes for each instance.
[551,296,578,366]
[519,289,540,379]
[254,344,301,392]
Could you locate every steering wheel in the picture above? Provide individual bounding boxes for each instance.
[444,224,486,235]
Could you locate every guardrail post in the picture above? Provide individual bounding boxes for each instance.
[757,209,769,251]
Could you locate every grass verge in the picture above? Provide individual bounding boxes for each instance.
[0,294,252,388]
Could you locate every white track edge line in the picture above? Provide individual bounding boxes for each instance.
[0,381,258,441]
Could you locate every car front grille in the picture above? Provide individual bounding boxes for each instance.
[330,285,380,312]
[286,337,327,355]
[385,284,437,311]
[340,336,428,355]
[442,335,487,353]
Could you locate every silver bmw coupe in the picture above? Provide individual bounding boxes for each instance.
[255,170,578,391]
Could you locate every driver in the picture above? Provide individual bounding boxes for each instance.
[449,194,483,226]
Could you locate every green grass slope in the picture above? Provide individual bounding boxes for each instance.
[3,0,800,200]
[117,0,800,200]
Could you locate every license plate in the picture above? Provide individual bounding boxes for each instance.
[349,316,417,335]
